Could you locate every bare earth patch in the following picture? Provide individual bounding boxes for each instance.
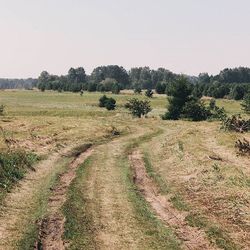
[129,150,217,250]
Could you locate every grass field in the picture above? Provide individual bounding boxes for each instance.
[0,89,249,249]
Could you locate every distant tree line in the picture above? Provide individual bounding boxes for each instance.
[0,78,37,89]
[1,66,249,100]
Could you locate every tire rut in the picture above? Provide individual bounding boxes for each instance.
[129,150,217,250]
[35,145,93,250]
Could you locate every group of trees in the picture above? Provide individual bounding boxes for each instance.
[0,78,37,89]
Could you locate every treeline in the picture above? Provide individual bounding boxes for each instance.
[0,78,37,89]
[1,66,250,100]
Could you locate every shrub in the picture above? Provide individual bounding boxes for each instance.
[98,95,116,110]
[145,89,153,98]
[125,98,151,118]
[241,92,250,114]
[0,105,5,116]
[134,87,142,94]
[155,83,166,94]
[182,99,210,121]
[104,97,116,110]
[209,98,216,110]
[99,95,109,107]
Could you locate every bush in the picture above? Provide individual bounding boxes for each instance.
[125,98,151,118]
[241,92,250,114]
[155,83,166,94]
[99,95,109,107]
[0,105,5,116]
[145,89,153,98]
[104,97,116,110]
[209,98,216,110]
[99,95,116,110]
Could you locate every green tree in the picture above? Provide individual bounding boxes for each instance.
[155,82,166,94]
[163,77,192,120]
[241,93,250,113]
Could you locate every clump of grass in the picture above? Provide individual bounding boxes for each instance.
[206,226,237,250]
[185,213,207,228]
[170,194,189,211]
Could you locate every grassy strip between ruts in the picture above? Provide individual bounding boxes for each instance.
[63,156,97,249]
[124,129,181,249]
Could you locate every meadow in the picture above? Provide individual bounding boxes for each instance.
[0,89,249,250]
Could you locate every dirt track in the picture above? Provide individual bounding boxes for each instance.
[129,150,217,250]
[35,146,93,250]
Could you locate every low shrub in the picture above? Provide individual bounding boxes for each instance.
[0,105,5,116]
[145,89,153,98]
[98,95,116,110]
[125,98,151,118]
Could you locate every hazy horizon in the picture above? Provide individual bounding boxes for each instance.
[1,0,250,78]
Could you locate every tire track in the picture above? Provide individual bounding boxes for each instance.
[129,150,217,250]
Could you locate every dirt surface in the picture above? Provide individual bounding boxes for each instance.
[129,150,217,250]
[35,146,93,250]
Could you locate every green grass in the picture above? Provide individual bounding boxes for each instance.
[63,157,96,249]
[143,151,170,194]
[0,150,39,202]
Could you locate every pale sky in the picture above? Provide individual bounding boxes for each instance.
[0,0,250,78]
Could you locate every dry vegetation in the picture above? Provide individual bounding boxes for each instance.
[0,89,249,249]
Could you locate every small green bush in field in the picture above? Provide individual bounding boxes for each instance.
[0,105,5,116]
[125,98,151,118]
[98,95,116,110]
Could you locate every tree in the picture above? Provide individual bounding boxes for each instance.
[230,85,246,100]
[241,92,250,113]
[125,98,151,118]
[145,89,153,98]
[163,77,192,120]
[182,99,210,121]
[155,82,166,94]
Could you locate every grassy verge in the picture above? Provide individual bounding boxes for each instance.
[0,150,39,203]
[63,156,96,249]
